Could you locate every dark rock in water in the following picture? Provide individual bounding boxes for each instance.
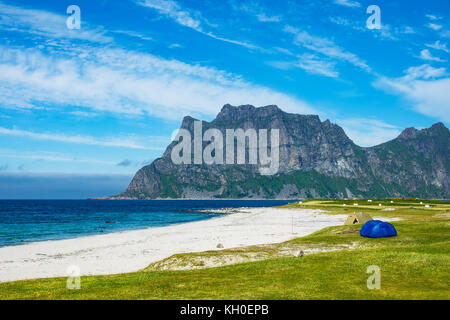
[109,104,450,200]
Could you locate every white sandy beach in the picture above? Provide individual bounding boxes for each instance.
[0,207,347,282]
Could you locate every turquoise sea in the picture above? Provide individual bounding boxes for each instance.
[0,200,296,247]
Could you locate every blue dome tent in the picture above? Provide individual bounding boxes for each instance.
[360,220,397,238]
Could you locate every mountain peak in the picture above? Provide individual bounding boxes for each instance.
[219,104,282,113]
[398,127,418,140]
[430,122,449,132]
[399,122,449,139]
[180,115,198,130]
[214,104,283,123]
[220,103,254,111]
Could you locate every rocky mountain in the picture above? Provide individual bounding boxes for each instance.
[111,104,450,199]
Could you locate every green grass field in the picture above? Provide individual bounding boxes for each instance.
[1,199,449,300]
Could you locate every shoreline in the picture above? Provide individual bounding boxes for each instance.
[0,207,347,283]
[89,197,303,201]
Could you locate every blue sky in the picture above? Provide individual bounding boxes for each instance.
[0,0,449,197]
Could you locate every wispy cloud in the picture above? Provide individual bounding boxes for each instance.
[0,127,154,149]
[111,29,154,41]
[135,0,259,50]
[234,1,282,23]
[402,26,416,34]
[295,54,338,78]
[425,14,444,32]
[374,64,450,123]
[0,44,315,120]
[200,31,260,50]
[425,40,449,53]
[425,14,442,21]
[136,0,201,30]
[337,118,401,147]
[0,1,112,43]
[401,64,447,80]
[255,13,282,23]
[333,0,361,8]
[284,25,371,73]
[168,43,183,49]
[441,30,450,39]
[329,17,364,31]
[427,23,443,31]
[419,49,447,62]
[267,54,338,78]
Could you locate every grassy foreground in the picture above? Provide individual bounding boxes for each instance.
[0,199,449,300]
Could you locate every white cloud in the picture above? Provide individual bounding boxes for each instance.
[0,1,313,121]
[135,0,259,50]
[402,64,447,80]
[402,26,416,34]
[373,65,450,123]
[284,26,371,73]
[425,40,449,53]
[234,1,282,23]
[376,24,399,41]
[419,49,447,62]
[255,13,282,23]
[441,30,450,39]
[337,118,401,147]
[267,54,338,78]
[425,14,442,21]
[328,17,364,31]
[427,23,443,31]
[200,31,260,50]
[111,30,154,41]
[168,43,183,49]
[0,45,315,121]
[295,54,338,78]
[136,0,201,30]
[0,126,159,149]
[333,0,361,8]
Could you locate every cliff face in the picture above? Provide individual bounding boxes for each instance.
[113,104,450,199]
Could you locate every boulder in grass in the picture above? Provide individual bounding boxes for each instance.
[294,250,304,257]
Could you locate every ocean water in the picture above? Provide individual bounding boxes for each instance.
[0,200,295,247]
